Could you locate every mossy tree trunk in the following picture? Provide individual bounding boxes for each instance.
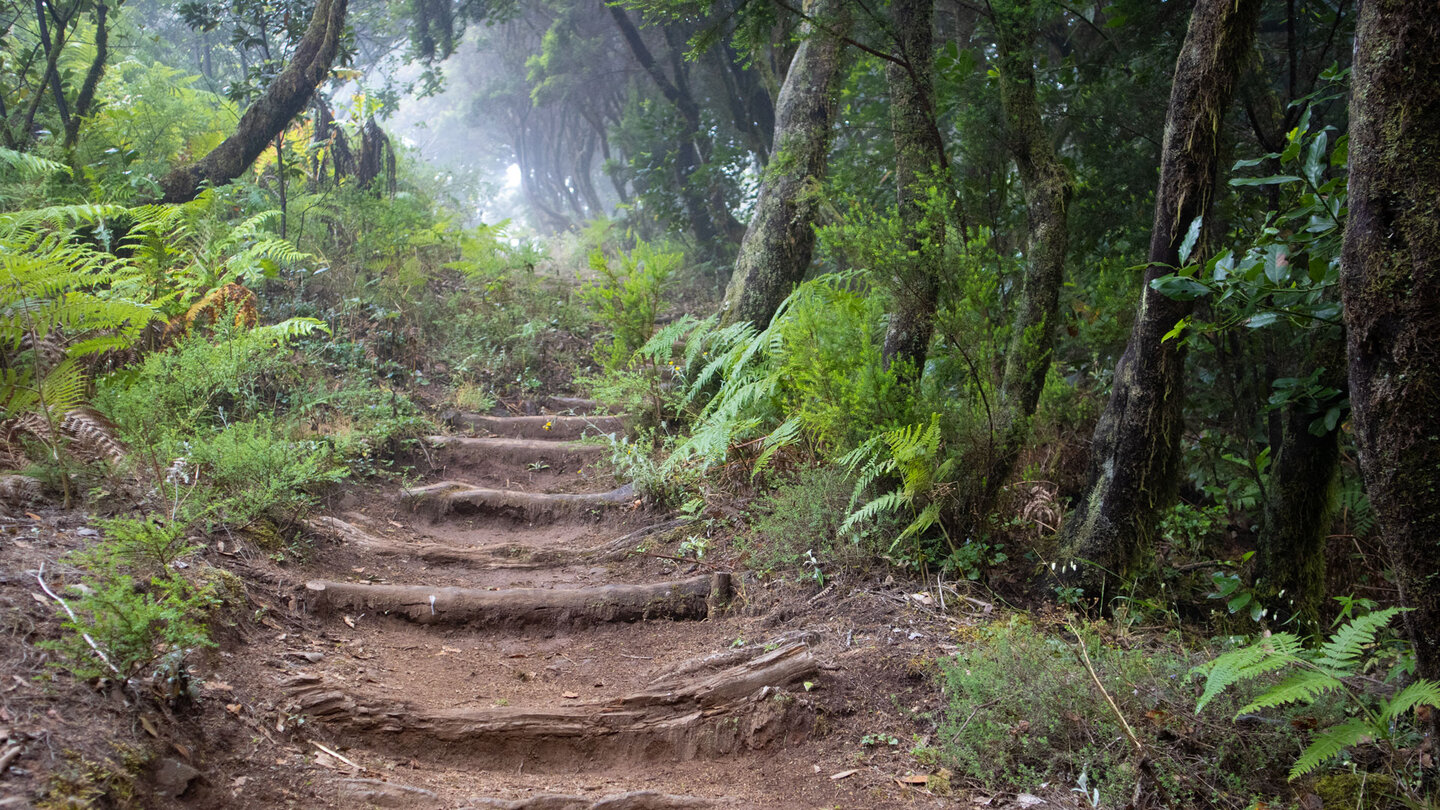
[880,0,948,377]
[1059,0,1262,596]
[719,0,849,330]
[963,0,1072,519]
[159,0,348,203]
[1339,0,1440,750]
[1256,331,1345,629]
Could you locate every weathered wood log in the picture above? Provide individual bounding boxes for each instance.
[466,790,717,809]
[646,631,820,685]
[304,573,729,628]
[282,642,818,768]
[404,481,635,523]
[307,515,687,568]
[445,413,628,440]
[425,435,606,472]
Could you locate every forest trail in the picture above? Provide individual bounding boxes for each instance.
[216,397,956,809]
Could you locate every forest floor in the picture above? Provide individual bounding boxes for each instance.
[0,395,1081,809]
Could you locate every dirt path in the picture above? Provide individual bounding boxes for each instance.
[0,398,981,809]
[221,398,962,809]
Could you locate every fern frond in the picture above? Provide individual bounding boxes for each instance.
[1193,632,1304,713]
[1236,668,1344,716]
[1289,717,1372,780]
[841,489,908,536]
[751,416,803,478]
[60,407,126,463]
[635,314,698,365]
[254,317,331,342]
[1313,607,1405,672]
[0,147,70,179]
[1379,680,1440,724]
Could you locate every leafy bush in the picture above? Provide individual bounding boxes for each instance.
[43,515,217,684]
[181,417,347,529]
[741,466,870,581]
[940,618,1321,808]
[583,239,682,371]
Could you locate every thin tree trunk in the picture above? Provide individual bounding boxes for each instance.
[1339,0,1440,754]
[880,0,948,377]
[33,0,70,136]
[963,0,1071,519]
[159,0,347,203]
[1059,0,1262,596]
[719,0,848,329]
[63,0,106,148]
[608,5,721,251]
[1256,330,1344,629]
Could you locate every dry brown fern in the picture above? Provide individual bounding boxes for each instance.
[0,407,127,466]
[178,282,260,334]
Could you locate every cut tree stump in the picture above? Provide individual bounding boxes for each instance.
[404,481,636,522]
[446,413,628,440]
[282,641,818,769]
[304,573,730,628]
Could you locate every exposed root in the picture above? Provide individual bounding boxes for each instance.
[424,435,606,472]
[283,642,819,770]
[303,573,731,628]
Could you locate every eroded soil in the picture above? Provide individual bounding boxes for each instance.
[0,397,1061,809]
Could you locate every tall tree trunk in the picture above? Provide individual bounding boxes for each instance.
[1339,0,1440,752]
[1059,0,1262,596]
[880,0,948,377]
[961,0,1071,520]
[159,0,347,203]
[719,0,848,329]
[1256,330,1345,629]
[608,6,723,252]
[64,0,108,148]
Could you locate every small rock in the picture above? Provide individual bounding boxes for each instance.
[155,757,200,798]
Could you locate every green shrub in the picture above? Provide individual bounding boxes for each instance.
[583,239,682,371]
[741,466,870,581]
[182,417,347,529]
[939,618,1322,808]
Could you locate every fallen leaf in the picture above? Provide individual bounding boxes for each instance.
[203,680,234,692]
[896,774,928,786]
[139,715,159,738]
[561,692,580,699]
[173,743,192,761]
[829,769,860,780]
[909,592,935,607]
[25,512,41,521]
[226,703,243,716]
[1014,795,1045,807]
[30,593,46,605]
[343,615,357,629]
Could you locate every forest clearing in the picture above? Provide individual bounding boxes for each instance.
[0,0,1437,807]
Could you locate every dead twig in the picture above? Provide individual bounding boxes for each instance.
[32,563,122,678]
[1067,623,1144,756]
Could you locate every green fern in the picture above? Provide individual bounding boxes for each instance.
[1191,608,1439,781]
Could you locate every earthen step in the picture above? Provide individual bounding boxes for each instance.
[424,435,605,474]
[281,641,819,770]
[446,413,628,441]
[303,573,730,629]
[404,481,637,523]
[308,515,687,567]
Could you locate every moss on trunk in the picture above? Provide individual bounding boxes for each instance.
[1339,0,1440,754]
[719,0,849,329]
[1059,0,1262,597]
